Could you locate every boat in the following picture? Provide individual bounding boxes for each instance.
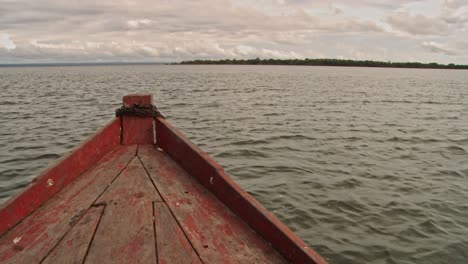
[0,94,327,263]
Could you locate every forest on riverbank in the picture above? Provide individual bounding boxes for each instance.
[180,58,468,69]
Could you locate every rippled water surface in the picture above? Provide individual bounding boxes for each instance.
[1,65,467,263]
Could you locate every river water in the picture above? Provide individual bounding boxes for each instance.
[0,65,467,263]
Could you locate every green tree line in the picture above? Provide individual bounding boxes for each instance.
[180,58,468,69]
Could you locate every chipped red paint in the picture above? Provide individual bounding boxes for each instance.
[0,146,137,263]
[154,202,202,264]
[0,93,327,264]
[41,206,104,264]
[121,116,154,145]
[0,118,120,236]
[121,94,154,145]
[155,117,328,264]
[138,145,287,263]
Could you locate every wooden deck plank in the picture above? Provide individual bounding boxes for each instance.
[154,202,201,264]
[0,145,137,264]
[84,157,158,264]
[96,157,162,203]
[138,145,288,264]
[41,206,104,264]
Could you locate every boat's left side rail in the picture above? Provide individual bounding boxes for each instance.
[0,118,121,236]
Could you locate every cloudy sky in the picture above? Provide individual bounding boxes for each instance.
[0,0,467,64]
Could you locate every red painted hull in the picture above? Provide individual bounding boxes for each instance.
[0,94,327,264]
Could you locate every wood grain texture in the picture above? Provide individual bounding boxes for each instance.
[95,157,162,204]
[154,202,201,264]
[84,157,158,264]
[155,117,327,264]
[0,145,137,264]
[42,206,104,264]
[121,116,154,145]
[139,145,288,264]
[121,94,155,145]
[0,118,120,236]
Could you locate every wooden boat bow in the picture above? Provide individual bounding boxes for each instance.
[0,94,327,264]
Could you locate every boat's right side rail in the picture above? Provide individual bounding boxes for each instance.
[155,117,328,264]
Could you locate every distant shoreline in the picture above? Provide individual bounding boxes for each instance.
[0,62,167,68]
[1,59,466,69]
[180,58,468,70]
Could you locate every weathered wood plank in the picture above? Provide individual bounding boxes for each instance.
[154,202,201,264]
[155,117,327,264]
[41,206,104,264]
[96,157,162,204]
[138,145,288,264]
[0,145,137,264]
[84,157,158,264]
[0,118,121,236]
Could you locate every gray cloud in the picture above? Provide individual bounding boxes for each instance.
[421,41,457,55]
[441,0,468,25]
[443,0,467,9]
[285,0,423,10]
[0,0,467,63]
[386,12,449,35]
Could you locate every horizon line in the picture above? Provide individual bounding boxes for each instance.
[0,58,466,68]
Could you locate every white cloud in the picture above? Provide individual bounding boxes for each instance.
[0,34,16,50]
[127,19,152,29]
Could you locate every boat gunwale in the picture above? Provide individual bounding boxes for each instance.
[0,118,121,236]
[0,94,327,264]
[155,116,327,264]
